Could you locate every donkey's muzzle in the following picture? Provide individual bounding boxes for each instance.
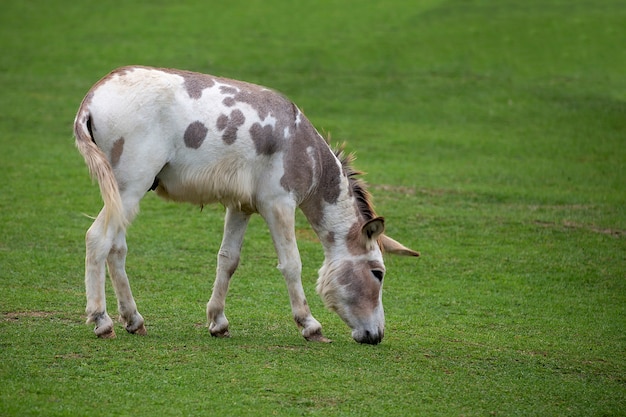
[353,329,383,345]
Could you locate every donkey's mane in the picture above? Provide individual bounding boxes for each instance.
[333,145,377,221]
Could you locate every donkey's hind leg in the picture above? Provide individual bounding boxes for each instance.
[107,229,146,335]
[85,187,146,338]
[207,207,251,337]
[85,211,118,338]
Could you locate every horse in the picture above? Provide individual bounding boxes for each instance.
[74,66,419,345]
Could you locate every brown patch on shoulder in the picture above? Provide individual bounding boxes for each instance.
[286,120,342,227]
[184,121,208,149]
[250,123,281,155]
[216,109,246,145]
[110,137,124,167]
[319,149,342,205]
[280,121,316,196]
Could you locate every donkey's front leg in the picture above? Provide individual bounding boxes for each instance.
[207,208,251,337]
[262,202,330,342]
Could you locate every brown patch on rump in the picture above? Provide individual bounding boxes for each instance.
[216,109,246,145]
[184,121,208,149]
[110,137,124,167]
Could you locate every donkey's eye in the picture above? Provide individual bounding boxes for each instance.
[371,269,384,282]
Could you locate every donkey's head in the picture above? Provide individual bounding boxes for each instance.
[316,217,419,344]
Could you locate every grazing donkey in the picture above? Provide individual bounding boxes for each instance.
[74,66,418,344]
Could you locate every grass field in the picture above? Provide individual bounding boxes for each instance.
[1,0,625,415]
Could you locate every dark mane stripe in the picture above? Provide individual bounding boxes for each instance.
[334,146,377,221]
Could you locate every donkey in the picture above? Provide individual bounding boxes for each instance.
[74,66,418,344]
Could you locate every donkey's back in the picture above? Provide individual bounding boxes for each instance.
[76,66,328,219]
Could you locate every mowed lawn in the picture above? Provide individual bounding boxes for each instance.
[1,1,624,416]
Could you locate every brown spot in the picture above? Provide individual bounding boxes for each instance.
[232,85,292,122]
[216,114,229,131]
[220,79,297,136]
[184,76,215,99]
[280,121,317,197]
[216,109,245,145]
[229,109,245,126]
[111,137,124,167]
[220,86,238,95]
[335,261,379,315]
[151,67,217,99]
[249,123,280,155]
[217,79,302,155]
[184,121,208,149]
[285,119,342,228]
[176,71,215,99]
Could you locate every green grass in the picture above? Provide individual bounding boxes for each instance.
[1,0,625,415]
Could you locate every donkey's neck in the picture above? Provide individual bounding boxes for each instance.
[301,176,363,260]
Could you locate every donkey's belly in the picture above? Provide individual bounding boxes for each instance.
[153,157,257,209]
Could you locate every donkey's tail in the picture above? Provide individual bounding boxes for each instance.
[74,109,127,233]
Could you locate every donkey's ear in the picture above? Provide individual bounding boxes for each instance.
[380,235,420,257]
[362,217,385,241]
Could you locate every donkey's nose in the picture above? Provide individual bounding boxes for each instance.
[353,329,383,345]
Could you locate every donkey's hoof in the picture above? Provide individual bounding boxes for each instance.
[304,332,332,343]
[95,326,116,339]
[209,325,231,338]
[210,329,231,338]
[127,323,147,335]
[209,320,231,338]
